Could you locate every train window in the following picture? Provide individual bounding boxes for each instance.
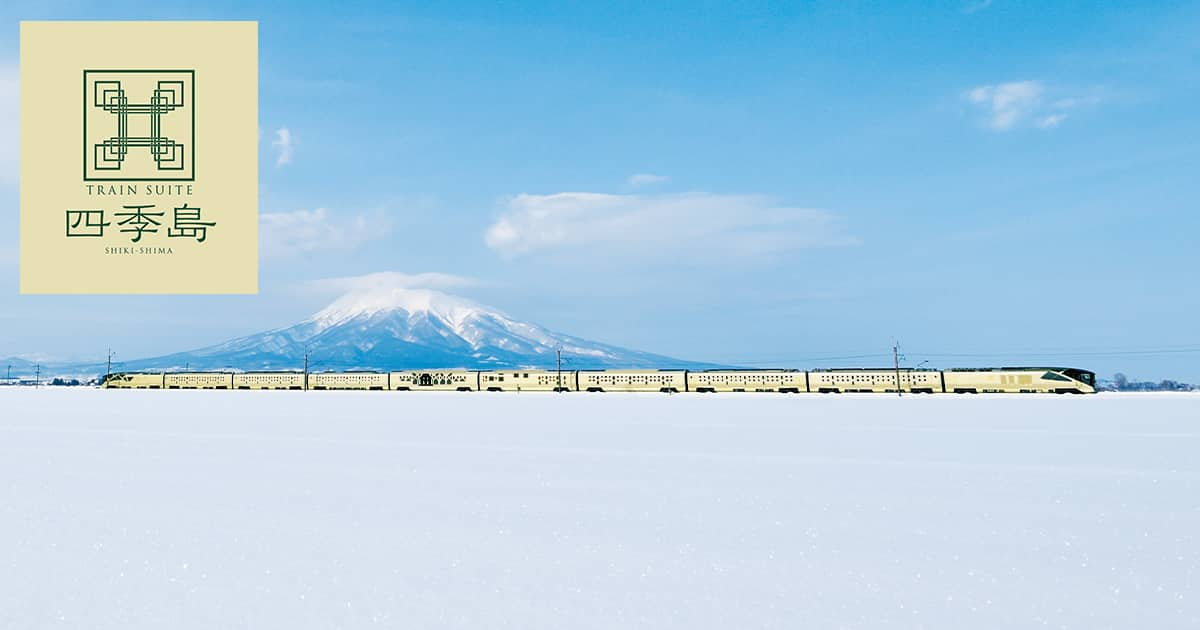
[1041,371,1071,382]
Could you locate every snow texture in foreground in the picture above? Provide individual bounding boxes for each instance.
[1,390,1198,629]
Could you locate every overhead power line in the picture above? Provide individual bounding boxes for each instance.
[697,345,1200,366]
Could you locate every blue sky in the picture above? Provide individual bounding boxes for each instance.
[1,1,1198,381]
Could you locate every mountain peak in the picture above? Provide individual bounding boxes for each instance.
[308,287,493,331]
[88,280,711,372]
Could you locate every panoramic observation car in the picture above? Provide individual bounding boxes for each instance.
[941,367,1096,394]
[104,366,1097,394]
[103,372,165,389]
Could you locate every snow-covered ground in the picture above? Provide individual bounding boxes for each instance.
[1,389,1197,629]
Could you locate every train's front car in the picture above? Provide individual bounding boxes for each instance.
[1053,368,1097,393]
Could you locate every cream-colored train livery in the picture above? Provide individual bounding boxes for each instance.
[104,367,1096,394]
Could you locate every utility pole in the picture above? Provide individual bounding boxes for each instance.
[106,348,115,383]
[35,363,41,389]
[303,348,311,391]
[892,340,902,398]
[5,364,10,385]
[556,346,563,393]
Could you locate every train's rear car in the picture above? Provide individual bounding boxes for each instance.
[103,372,165,389]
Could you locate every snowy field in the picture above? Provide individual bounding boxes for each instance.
[1,389,1197,629]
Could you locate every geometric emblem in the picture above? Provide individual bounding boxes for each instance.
[83,70,195,181]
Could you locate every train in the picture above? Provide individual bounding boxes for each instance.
[103,366,1097,394]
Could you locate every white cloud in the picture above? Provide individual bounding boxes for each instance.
[628,173,670,187]
[965,80,1096,131]
[484,192,856,259]
[966,80,1044,130]
[272,127,294,166]
[1036,114,1067,129]
[260,207,390,258]
[307,271,479,293]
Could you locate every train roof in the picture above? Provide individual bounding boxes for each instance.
[810,367,940,372]
[945,367,1089,373]
[575,368,688,373]
[390,368,476,372]
[698,368,801,373]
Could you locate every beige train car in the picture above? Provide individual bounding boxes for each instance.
[165,372,232,389]
[809,369,943,393]
[104,372,165,389]
[479,370,575,391]
[308,372,388,390]
[390,370,478,391]
[233,372,305,390]
[690,370,807,393]
[577,370,686,392]
[942,368,1095,394]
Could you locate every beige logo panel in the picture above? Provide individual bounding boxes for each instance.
[21,21,258,294]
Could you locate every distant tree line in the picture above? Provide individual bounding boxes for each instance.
[1108,373,1196,392]
[0,376,97,386]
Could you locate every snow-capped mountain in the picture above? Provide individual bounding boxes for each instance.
[98,287,707,372]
